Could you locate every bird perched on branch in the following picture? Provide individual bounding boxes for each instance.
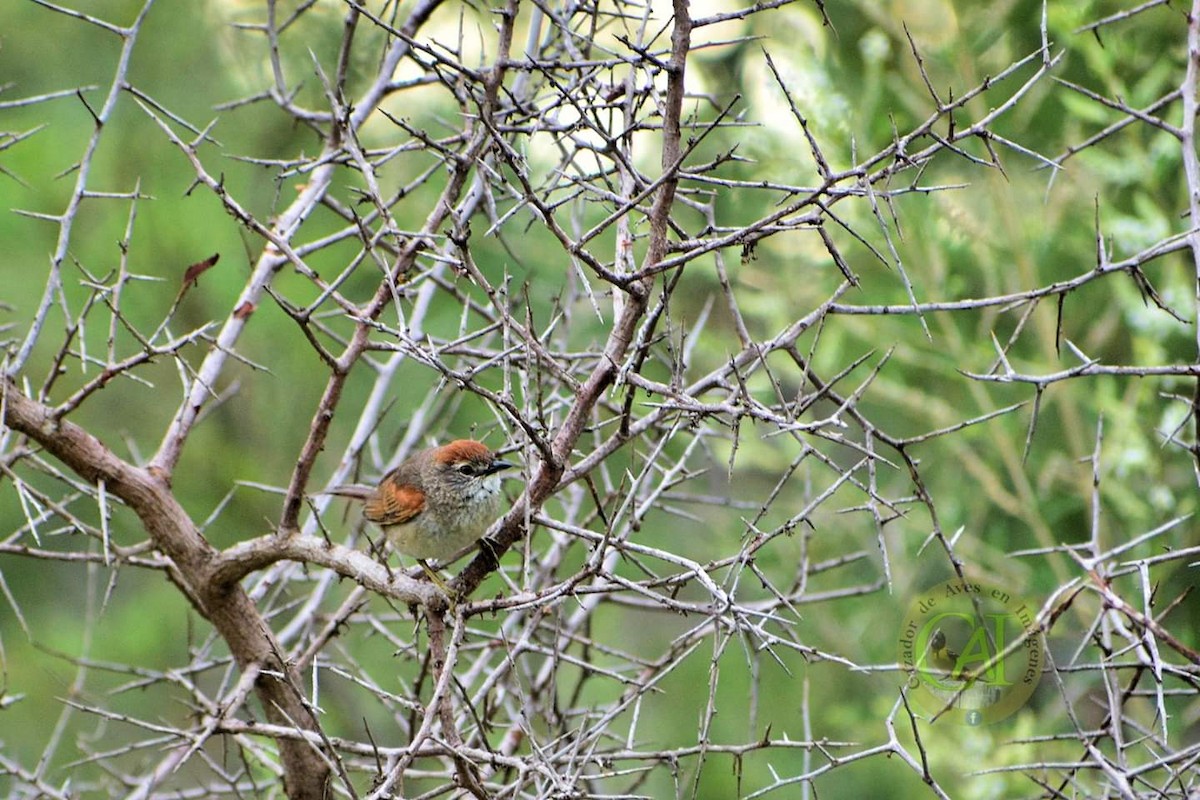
[927,629,965,679]
[327,440,513,591]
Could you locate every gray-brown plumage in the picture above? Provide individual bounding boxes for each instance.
[327,439,512,561]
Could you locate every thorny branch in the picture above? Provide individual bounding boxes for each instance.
[3,0,1200,798]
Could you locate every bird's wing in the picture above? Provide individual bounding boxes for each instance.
[363,480,424,526]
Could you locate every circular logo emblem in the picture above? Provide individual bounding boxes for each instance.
[898,578,1042,725]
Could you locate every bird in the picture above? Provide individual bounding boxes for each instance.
[927,629,964,678]
[326,440,513,592]
[921,628,1003,713]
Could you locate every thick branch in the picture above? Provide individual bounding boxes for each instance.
[1182,0,1200,474]
[1,378,331,799]
[212,533,440,605]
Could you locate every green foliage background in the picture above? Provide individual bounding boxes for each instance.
[2,0,1198,797]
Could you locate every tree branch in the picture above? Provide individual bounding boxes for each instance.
[1,378,332,799]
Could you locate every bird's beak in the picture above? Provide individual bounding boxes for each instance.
[485,458,514,476]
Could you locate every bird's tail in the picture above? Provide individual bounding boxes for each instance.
[322,485,374,501]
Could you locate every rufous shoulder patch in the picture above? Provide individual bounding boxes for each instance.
[364,480,425,526]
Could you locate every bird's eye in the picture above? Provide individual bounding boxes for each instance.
[457,464,476,476]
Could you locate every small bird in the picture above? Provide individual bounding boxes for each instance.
[926,628,973,681]
[327,440,513,589]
